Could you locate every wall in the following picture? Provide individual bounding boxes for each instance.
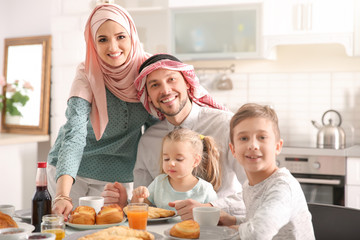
[0,0,52,210]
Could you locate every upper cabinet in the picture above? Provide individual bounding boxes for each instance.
[123,0,359,59]
[170,4,262,60]
[263,0,356,58]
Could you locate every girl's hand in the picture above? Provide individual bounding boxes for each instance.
[132,186,149,202]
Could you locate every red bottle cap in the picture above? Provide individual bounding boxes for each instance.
[37,162,47,168]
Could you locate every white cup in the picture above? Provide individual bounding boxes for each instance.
[193,207,220,226]
[0,204,15,217]
[79,196,104,214]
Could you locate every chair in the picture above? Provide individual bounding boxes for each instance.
[308,203,360,240]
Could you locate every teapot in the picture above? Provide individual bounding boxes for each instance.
[311,109,346,149]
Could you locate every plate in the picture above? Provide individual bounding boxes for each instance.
[65,217,127,230]
[63,229,163,240]
[17,222,35,233]
[164,226,238,240]
[15,209,31,220]
[148,214,178,222]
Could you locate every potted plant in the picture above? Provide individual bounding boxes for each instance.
[0,75,34,123]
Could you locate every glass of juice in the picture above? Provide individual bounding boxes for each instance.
[127,203,148,230]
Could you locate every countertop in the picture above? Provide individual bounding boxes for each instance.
[0,133,49,145]
[281,145,360,158]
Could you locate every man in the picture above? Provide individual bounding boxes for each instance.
[103,54,246,219]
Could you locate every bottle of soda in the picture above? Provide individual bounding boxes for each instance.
[32,162,52,232]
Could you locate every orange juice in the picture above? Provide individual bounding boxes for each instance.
[127,210,148,230]
[42,229,65,240]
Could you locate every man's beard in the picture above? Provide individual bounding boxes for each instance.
[155,98,188,117]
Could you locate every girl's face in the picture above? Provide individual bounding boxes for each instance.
[95,20,131,67]
[162,139,200,180]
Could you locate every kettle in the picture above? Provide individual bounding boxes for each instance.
[311,110,346,149]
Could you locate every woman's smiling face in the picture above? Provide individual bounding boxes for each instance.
[95,20,131,67]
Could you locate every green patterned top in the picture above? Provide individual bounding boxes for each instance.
[48,88,157,183]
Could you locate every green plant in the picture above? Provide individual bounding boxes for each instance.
[0,77,33,116]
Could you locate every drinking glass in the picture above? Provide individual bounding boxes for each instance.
[127,203,148,230]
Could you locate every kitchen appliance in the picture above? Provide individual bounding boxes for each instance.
[311,109,346,149]
[277,153,345,206]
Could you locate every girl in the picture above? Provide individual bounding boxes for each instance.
[131,128,221,210]
[47,3,156,220]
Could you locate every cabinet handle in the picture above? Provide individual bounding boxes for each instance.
[296,178,341,186]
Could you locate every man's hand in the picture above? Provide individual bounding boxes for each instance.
[101,182,128,208]
[169,199,211,220]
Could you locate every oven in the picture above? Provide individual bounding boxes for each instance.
[277,154,346,206]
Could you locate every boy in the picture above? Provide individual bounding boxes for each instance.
[221,103,315,239]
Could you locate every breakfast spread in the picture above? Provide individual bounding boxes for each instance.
[78,226,155,240]
[69,204,124,225]
[123,206,175,219]
[0,211,18,229]
[169,220,200,239]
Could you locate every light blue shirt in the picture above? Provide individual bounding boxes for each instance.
[147,174,218,210]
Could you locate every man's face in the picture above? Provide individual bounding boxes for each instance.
[146,69,190,117]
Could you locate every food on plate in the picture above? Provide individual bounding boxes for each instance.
[123,206,175,219]
[78,226,155,240]
[69,206,96,225]
[0,211,18,228]
[169,220,200,239]
[96,204,124,225]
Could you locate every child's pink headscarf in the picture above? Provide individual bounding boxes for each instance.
[69,4,150,140]
[134,54,227,120]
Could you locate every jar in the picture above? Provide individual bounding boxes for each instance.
[41,214,65,240]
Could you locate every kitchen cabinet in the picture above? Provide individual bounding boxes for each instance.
[170,3,262,60]
[345,157,360,209]
[263,0,355,58]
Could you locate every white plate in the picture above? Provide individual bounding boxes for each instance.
[15,209,31,220]
[164,226,238,240]
[17,222,35,233]
[63,229,164,240]
[148,214,178,222]
[65,217,127,230]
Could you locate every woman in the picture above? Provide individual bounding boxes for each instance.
[47,3,155,220]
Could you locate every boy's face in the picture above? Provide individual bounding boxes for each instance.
[229,117,283,176]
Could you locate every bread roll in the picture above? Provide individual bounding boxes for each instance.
[170,220,200,239]
[78,226,154,240]
[0,211,18,229]
[96,204,124,225]
[123,206,175,219]
[69,206,96,225]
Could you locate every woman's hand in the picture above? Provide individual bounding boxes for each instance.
[131,186,149,203]
[52,199,73,222]
[101,182,128,208]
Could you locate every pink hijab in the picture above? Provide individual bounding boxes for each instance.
[69,4,150,140]
[134,54,227,120]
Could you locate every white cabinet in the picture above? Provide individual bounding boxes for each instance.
[170,4,262,60]
[346,157,360,209]
[263,0,355,58]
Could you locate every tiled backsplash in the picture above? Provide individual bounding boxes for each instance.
[205,72,360,148]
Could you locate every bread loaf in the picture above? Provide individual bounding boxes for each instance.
[96,204,124,225]
[69,206,96,225]
[169,220,200,239]
[78,226,154,240]
[123,206,175,219]
[0,211,18,229]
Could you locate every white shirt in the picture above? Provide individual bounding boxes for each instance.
[237,168,315,240]
[134,103,247,216]
[147,174,218,210]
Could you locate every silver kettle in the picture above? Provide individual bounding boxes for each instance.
[311,110,346,149]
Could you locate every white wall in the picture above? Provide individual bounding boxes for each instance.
[0,0,52,210]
